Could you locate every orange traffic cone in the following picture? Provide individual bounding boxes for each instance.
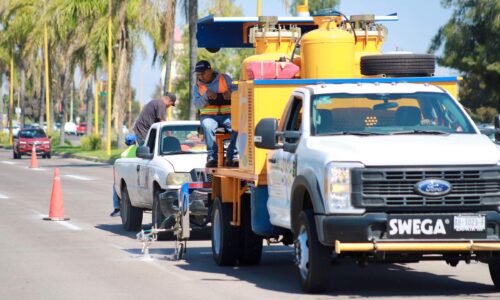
[43,168,70,221]
[30,146,39,168]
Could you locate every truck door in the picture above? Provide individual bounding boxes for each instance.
[137,128,157,206]
[267,95,302,229]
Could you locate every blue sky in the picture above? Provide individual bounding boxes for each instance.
[132,0,456,104]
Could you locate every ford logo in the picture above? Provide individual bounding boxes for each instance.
[415,179,451,196]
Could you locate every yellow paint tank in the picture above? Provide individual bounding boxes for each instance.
[301,16,355,78]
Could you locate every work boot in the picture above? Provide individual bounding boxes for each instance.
[206,159,218,168]
[224,159,239,168]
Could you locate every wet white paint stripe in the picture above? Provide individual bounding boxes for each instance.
[64,174,94,181]
[0,193,8,199]
[2,161,16,165]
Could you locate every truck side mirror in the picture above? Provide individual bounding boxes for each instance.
[495,115,500,143]
[136,146,153,159]
[254,118,282,150]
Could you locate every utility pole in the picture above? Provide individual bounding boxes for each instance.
[44,23,51,135]
[107,0,112,155]
[9,55,14,145]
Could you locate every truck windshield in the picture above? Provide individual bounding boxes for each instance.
[160,125,206,155]
[311,92,475,136]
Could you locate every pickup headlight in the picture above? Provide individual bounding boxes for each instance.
[324,162,365,214]
[166,173,191,186]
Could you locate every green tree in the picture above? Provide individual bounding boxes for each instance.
[289,0,340,15]
[429,0,500,113]
[172,0,252,120]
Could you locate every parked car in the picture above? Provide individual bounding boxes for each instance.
[76,122,87,136]
[13,127,51,159]
[64,122,77,135]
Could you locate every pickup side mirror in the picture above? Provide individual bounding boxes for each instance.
[495,115,500,143]
[136,146,153,159]
[254,118,282,150]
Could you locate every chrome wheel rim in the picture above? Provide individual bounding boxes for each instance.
[213,208,221,256]
[296,225,309,280]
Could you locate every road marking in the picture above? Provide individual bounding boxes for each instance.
[35,212,81,230]
[0,193,8,199]
[64,174,94,181]
[2,161,16,165]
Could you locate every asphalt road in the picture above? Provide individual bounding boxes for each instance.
[0,149,499,300]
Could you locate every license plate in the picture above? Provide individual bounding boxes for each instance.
[387,214,486,239]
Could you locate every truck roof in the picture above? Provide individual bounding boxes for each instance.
[152,120,200,128]
[303,82,446,95]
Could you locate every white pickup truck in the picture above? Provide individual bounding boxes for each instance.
[113,121,207,233]
[253,82,500,292]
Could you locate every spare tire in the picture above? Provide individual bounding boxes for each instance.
[360,54,435,77]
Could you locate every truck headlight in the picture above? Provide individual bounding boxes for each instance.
[324,162,365,214]
[166,173,191,186]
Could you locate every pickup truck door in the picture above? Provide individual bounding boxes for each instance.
[137,128,158,206]
[267,95,303,228]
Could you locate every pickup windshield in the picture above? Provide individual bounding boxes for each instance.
[311,92,475,136]
[160,125,206,155]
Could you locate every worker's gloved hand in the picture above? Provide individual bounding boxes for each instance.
[206,89,217,100]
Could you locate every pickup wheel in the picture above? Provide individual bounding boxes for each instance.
[295,210,331,293]
[238,195,263,265]
[120,185,143,231]
[489,260,500,290]
[152,189,173,241]
[211,197,239,266]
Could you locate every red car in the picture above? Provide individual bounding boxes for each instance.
[77,122,87,136]
[13,128,52,159]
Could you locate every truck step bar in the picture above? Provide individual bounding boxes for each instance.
[335,240,500,254]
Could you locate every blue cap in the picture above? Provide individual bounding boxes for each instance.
[125,133,136,146]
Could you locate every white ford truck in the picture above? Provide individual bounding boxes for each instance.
[113,121,208,233]
[253,82,500,291]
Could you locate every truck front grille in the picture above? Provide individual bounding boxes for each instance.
[352,167,500,208]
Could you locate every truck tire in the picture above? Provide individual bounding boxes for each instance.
[489,260,500,290]
[295,210,331,293]
[152,189,173,241]
[238,195,263,265]
[120,185,143,231]
[211,197,240,266]
[360,54,435,77]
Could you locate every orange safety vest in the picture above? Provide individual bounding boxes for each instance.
[197,75,231,115]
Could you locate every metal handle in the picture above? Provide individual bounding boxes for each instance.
[268,158,276,164]
[136,165,140,172]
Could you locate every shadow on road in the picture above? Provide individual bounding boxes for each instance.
[161,245,497,297]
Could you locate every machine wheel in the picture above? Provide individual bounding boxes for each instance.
[120,185,143,231]
[152,188,173,241]
[360,53,435,77]
[295,210,331,293]
[489,260,500,290]
[238,195,263,265]
[211,197,240,266]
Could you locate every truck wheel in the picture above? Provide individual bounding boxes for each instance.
[46,152,51,159]
[295,210,331,293]
[152,189,173,241]
[211,197,239,266]
[238,195,263,265]
[489,260,500,290]
[120,185,143,231]
[360,53,435,77]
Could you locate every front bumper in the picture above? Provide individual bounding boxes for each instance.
[316,211,500,249]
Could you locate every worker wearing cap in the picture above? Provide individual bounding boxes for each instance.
[194,60,238,168]
[133,92,176,145]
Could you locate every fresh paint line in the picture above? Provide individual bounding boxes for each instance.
[0,193,8,199]
[57,221,82,231]
[2,161,16,165]
[64,174,94,181]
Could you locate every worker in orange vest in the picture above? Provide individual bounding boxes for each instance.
[194,60,238,168]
